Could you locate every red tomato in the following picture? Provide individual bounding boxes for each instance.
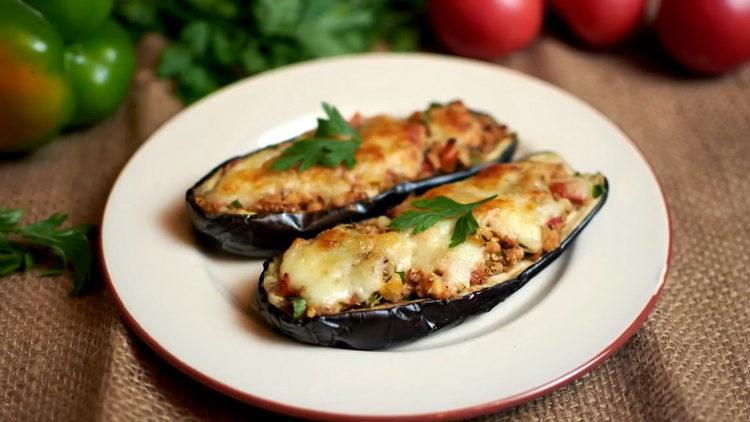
[656,0,750,74]
[550,180,588,205]
[428,0,544,59]
[550,0,646,48]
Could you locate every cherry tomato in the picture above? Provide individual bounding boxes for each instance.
[655,0,750,74]
[550,0,645,48]
[428,0,544,59]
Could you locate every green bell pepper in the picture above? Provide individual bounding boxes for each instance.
[24,0,114,42]
[0,0,134,153]
[65,21,135,127]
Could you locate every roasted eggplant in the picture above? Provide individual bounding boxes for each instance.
[257,152,608,349]
[187,101,517,257]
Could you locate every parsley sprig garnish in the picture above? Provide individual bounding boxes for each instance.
[271,103,362,172]
[0,208,94,295]
[389,195,497,247]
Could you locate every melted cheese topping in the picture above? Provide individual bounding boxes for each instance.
[193,101,512,214]
[267,152,605,315]
[278,219,485,311]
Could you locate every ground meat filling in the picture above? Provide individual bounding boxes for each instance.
[196,101,511,215]
[273,220,565,311]
[257,189,370,214]
[267,151,605,317]
[480,236,524,283]
[371,226,558,304]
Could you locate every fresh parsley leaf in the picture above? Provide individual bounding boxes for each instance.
[389,195,496,247]
[451,213,480,248]
[0,208,23,231]
[271,103,362,171]
[192,0,239,19]
[230,199,243,209]
[395,270,406,282]
[367,293,382,308]
[291,297,307,319]
[386,26,419,51]
[156,45,193,78]
[211,29,236,66]
[182,21,212,57]
[0,238,26,276]
[0,208,94,295]
[115,0,162,37]
[592,184,604,199]
[317,103,360,140]
[23,251,34,270]
[177,65,221,104]
[239,43,268,74]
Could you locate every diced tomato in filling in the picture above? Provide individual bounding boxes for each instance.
[550,179,589,205]
[470,267,487,285]
[546,216,563,228]
[439,139,458,172]
[277,273,294,297]
[348,113,362,128]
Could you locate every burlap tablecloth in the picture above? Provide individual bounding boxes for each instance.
[1,34,749,421]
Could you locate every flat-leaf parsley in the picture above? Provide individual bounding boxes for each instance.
[271,103,362,172]
[0,208,94,295]
[389,195,496,247]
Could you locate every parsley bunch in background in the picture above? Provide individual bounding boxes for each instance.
[115,0,426,102]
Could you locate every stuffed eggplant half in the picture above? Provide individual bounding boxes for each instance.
[187,101,517,257]
[258,152,608,349]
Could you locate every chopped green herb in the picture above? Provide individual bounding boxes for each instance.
[592,184,604,199]
[420,101,443,125]
[291,297,307,319]
[395,270,406,282]
[451,213,481,248]
[230,199,243,208]
[0,207,94,295]
[271,103,362,172]
[367,293,383,308]
[389,195,496,247]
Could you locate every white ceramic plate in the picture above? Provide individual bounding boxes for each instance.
[101,53,671,420]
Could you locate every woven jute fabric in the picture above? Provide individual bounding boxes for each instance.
[1,34,749,421]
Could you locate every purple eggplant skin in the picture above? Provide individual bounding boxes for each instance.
[256,178,608,350]
[186,136,517,258]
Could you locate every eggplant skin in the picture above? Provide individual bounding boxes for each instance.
[186,137,517,258]
[256,179,608,350]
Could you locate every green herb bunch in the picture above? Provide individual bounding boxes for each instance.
[115,0,426,102]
